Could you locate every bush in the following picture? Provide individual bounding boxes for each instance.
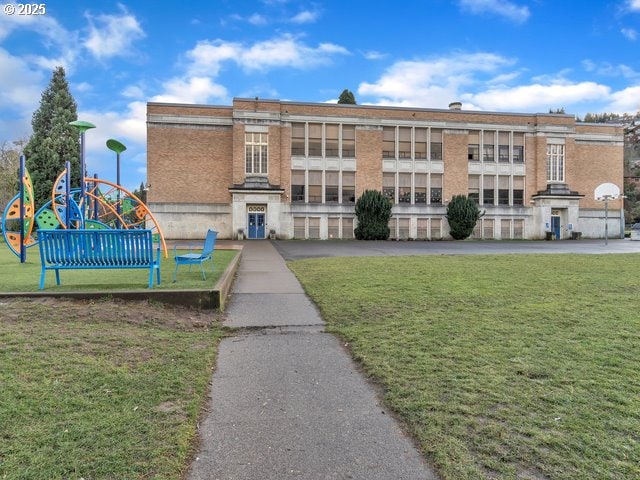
[354,190,392,240]
[446,195,484,240]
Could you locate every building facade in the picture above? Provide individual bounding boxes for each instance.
[146,98,624,240]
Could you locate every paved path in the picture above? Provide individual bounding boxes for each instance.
[188,241,438,480]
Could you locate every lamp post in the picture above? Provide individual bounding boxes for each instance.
[69,120,96,217]
[106,139,127,228]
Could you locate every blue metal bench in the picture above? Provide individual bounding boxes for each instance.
[173,229,217,282]
[37,229,161,289]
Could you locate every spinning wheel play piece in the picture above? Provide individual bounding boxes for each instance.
[51,169,84,228]
[1,170,36,257]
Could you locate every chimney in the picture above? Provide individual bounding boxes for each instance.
[449,101,462,111]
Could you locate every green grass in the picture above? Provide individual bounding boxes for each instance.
[289,254,640,480]
[0,242,237,292]
[0,297,224,479]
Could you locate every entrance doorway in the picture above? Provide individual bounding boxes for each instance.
[551,215,561,240]
[247,206,266,239]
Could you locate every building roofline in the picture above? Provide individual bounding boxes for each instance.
[147,101,232,110]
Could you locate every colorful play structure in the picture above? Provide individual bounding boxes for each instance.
[1,120,167,262]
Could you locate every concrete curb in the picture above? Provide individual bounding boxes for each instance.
[0,247,242,311]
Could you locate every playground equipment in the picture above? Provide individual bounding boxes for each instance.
[1,121,167,261]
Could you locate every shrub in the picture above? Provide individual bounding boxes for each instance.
[354,190,392,240]
[446,195,484,240]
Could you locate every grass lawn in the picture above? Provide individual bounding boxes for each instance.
[0,242,237,292]
[0,297,223,479]
[289,254,640,480]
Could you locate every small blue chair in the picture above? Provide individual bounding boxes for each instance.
[173,229,217,282]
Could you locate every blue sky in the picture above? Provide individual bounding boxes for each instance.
[1,0,640,191]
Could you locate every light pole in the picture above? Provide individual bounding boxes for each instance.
[106,139,127,228]
[69,120,96,217]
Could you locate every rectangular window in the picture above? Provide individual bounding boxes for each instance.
[501,219,511,239]
[398,218,410,240]
[498,132,510,162]
[342,217,354,239]
[483,218,495,239]
[468,131,480,161]
[291,123,305,156]
[398,127,411,158]
[308,123,322,157]
[308,217,320,239]
[471,222,482,239]
[328,217,340,239]
[308,171,322,203]
[245,132,268,174]
[293,217,306,239]
[547,144,565,182]
[398,173,412,203]
[415,173,427,204]
[325,124,339,157]
[514,219,524,239]
[483,144,495,162]
[417,218,428,239]
[342,125,356,158]
[383,172,396,203]
[382,127,395,158]
[388,218,397,240]
[513,133,524,163]
[431,129,443,160]
[291,170,305,202]
[415,128,427,159]
[325,171,339,202]
[430,174,442,204]
[430,218,442,239]
[483,176,495,206]
[342,171,355,203]
[468,175,480,204]
[498,176,510,205]
[513,176,524,205]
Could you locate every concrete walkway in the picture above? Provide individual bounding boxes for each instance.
[188,241,438,480]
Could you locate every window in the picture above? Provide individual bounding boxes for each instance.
[398,127,411,158]
[308,171,322,203]
[514,219,524,239]
[342,125,356,158]
[513,133,524,163]
[483,131,495,162]
[483,176,494,206]
[483,218,495,239]
[430,174,442,204]
[398,173,411,203]
[308,123,322,156]
[383,127,395,158]
[415,128,427,159]
[468,130,480,161]
[325,124,339,157]
[498,132,510,162]
[547,144,564,182]
[498,176,510,205]
[513,176,524,205]
[245,133,268,174]
[291,123,305,156]
[293,217,306,239]
[328,217,340,239]
[291,170,305,202]
[415,174,427,204]
[430,218,442,239]
[388,218,397,240]
[417,218,428,239]
[468,175,480,204]
[342,217,354,239]
[308,217,320,239]
[398,218,410,240]
[501,219,511,239]
[383,172,396,202]
[325,171,339,202]
[431,129,443,160]
[342,171,355,203]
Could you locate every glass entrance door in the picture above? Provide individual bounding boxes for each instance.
[247,213,265,239]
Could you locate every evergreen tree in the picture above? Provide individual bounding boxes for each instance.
[446,195,484,240]
[24,66,79,209]
[354,190,391,240]
[0,140,22,209]
[338,89,357,105]
[132,181,147,204]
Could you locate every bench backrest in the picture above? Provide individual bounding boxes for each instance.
[38,229,155,266]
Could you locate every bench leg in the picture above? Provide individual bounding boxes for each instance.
[55,269,60,286]
[39,267,46,290]
[148,267,154,289]
[156,265,161,285]
[173,263,179,282]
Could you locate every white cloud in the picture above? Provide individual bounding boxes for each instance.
[622,27,637,40]
[122,85,145,99]
[151,77,228,104]
[0,48,44,111]
[458,0,530,23]
[582,60,640,78]
[84,6,145,60]
[629,0,640,11]
[363,50,388,60]
[605,85,640,113]
[290,10,319,23]
[248,13,268,25]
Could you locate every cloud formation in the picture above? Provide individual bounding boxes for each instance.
[458,0,530,23]
[84,6,145,60]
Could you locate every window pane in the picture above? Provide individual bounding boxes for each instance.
[326,124,339,157]
[291,170,305,202]
[342,217,354,239]
[383,127,395,158]
[308,171,322,203]
[292,123,305,156]
[325,171,339,202]
[398,127,411,158]
[430,174,442,204]
[328,217,340,239]
[468,144,479,161]
[501,219,511,239]
[308,217,320,239]
[383,172,395,202]
[342,171,355,204]
[398,173,411,203]
[430,218,441,239]
[483,219,495,239]
[293,217,306,239]
[398,218,410,240]
[499,145,510,162]
[415,173,427,204]
[483,144,494,162]
[430,142,443,160]
[342,125,356,157]
[417,218,428,239]
[468,175,480,204]
[483,175,494,205]
[309,123,322,156]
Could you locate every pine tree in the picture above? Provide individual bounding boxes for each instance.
[354,190,391,240]
[338,89,357,105]
[446,195,484,240]
[24,66,79,209]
